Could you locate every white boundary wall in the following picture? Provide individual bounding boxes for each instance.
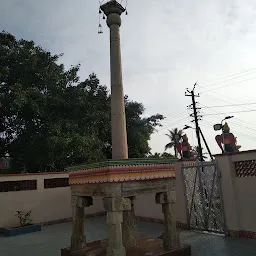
[0,173,104,228]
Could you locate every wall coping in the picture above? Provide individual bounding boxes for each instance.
[67,158,177,172]
[178,158,197,162]
[0,172,68,177]
[214,149,256,158]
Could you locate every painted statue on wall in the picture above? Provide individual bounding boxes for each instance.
[215,122,241,153]
[176,134,192,159]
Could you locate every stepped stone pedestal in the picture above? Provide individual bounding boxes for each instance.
[61,159,191,256]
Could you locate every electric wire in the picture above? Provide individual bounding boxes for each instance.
[199,67,256,85]
[203,109,256,116]
[201,102,256,108]
[200,75,256,94]
[200,69,256,88]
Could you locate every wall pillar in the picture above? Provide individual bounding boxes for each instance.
[173,161,188,225]
[122,196,137,248]
[70,196,93,251]
[156,191,180,251]
[215,155,240,232]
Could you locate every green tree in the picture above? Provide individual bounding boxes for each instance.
[125,97,164,158]
[0,31,81,171]
[161,152,174,158]
[164,128,183,157]
[147,152,174,158]
[0,31,164,172]
[148,152,162,158]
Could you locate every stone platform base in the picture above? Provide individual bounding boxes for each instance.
[61,236,191,256]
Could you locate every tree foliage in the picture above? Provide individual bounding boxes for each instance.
[0,31,164,172]
[148,152,174,158]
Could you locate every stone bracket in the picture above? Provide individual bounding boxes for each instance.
[103,197,131,212]
[72,196,93,208]
[155,191,176,204]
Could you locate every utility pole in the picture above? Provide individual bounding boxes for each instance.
[199,127,213,160]
[185,83,204,162]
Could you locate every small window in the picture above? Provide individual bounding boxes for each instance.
[0,180,37,192]
[44,178,69,189]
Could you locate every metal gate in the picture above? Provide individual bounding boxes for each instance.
[181,161,226,234]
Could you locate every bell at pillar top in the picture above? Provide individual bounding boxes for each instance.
[98,24,103,34]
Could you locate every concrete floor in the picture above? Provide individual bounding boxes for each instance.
[1,216,256,256]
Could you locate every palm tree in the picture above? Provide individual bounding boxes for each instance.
[165,128,183,157]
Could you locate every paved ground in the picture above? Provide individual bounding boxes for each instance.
[1,216,256,256]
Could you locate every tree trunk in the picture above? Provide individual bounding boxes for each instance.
[174,145,177,158]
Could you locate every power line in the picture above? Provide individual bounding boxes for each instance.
[202,114,256,138]
[200,103,256,129]
[197,82,256,120]
[201,102,256,108]
[200,67,256,85]
[163,110,188,120]
[200,69,256,88]
[201,120,256,142]
[203,116,256,134]
[203,109,256,116]
[156,116,188,132]
[200,75,256,94]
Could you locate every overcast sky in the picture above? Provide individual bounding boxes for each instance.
[1,0,256,156]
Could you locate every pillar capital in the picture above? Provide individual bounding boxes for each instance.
[100,0,126,16]
[155,191,176,205]
[100,1,126,27]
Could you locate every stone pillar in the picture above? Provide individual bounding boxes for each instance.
[156,191,180,251]
[101,1,128,160]
[103,197,131,256]
[122,196,137,248]
[70,196,93,251]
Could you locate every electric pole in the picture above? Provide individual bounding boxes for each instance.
[185,83,204,161]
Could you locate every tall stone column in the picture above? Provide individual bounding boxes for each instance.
[70,196,93,251]
[101,1,128,160]
[156,191,180,251]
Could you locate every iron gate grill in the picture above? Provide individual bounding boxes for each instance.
[181,161,226,234]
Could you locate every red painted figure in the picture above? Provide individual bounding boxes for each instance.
[176,134,192,159]
[215,122,241,153]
